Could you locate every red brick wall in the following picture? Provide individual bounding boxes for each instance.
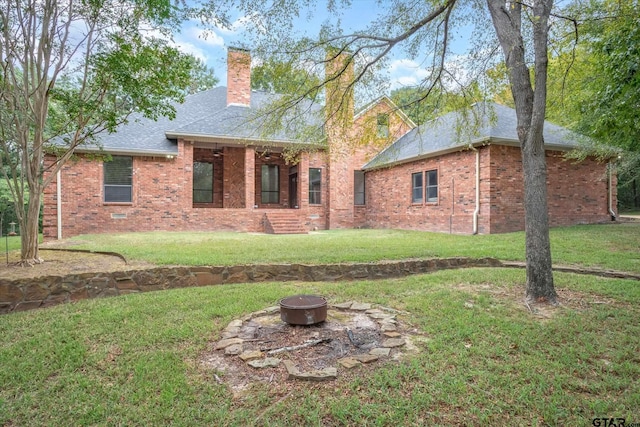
[364,149,480,234]
[42,139,615,239]
[306,151,329,230]
[43,142,266,239]
[362,144,614,235]
[326,99,414,229]
[226,48,251,106]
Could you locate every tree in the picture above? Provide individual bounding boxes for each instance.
[391,83,484,125]
[251,58,321,98]
[569,0,640,209]
[233,0,581,304]
[186,57,219,95]
[0,0,217,264]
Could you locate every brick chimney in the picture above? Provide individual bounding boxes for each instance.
[325,50,355,125]
[227,47,251,107]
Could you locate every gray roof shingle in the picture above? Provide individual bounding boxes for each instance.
[363,102,581,170]
[76,87,323,155]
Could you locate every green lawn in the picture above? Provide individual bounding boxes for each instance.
[1,224,639,425]
[65,223,640,273]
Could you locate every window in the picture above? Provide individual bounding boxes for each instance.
[411,172,423,204]
[104,156,132,203]
[261,164,279,204]
[354,170,365,205]
[309,168,321,204]
[193,161,213,203]
[377,113,389,138]
[426,169,438,202]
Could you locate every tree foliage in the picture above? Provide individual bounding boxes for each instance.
[541,0,640,209]
[186,57,219,95]
[251,58,321,99]
[231,0,576,303]
[574,0,640,152]
[0,0,217,263]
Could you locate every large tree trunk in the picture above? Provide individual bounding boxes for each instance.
[487,0,557,304]
[521,133,556,303]
[19,187,42,264]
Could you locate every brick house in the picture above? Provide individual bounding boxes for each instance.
[42,48,616,239]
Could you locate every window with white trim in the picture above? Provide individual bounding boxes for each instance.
[377,113,389,138]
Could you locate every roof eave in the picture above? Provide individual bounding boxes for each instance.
[73,147,178,157]
[164,131,326,149]
[362,136,576,171]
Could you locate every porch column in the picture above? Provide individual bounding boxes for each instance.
[245,146,256,208]
[298,152,309,210]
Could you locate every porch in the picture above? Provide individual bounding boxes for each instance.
[189,144,314,234]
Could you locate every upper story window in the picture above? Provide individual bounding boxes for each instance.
[104,156,132,203]
[426,169,438,202]
[309,168,322,204]
[193,161,214,203]
[354,170,365,205]
[377,113,389,138]
[411,172,423,204]
[261,164,279,204]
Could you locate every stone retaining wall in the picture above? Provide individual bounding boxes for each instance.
[0,257,503,314]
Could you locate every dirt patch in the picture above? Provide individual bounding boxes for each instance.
[452,282,627,320]
[198,303,427,396]
[0,248,156,280]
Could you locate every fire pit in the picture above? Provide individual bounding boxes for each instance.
[279,294,327,325]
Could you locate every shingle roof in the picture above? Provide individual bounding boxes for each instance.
[362,102,582,170]
[75,87,323,155]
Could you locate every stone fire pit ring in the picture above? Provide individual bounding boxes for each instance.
[279,294,327,325]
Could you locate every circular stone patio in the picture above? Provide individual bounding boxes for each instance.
[199,301,426,394]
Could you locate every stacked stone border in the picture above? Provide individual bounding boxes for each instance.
[2,257,639,314]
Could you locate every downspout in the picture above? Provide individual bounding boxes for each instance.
[57,170,62,240]
[608,160,617,221]
[473,148,480,234]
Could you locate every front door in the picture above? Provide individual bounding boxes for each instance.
[289,173,298,208]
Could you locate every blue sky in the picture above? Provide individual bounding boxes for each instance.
[171,1,475,91]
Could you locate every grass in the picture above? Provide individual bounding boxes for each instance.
[65,223,640,273]
[2,224,639,425]
[1,269,638,426]
[1,234,22,252]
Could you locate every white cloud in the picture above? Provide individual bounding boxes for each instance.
[172,40,208,63]
[186,27,225,47]
[387,59,431,90]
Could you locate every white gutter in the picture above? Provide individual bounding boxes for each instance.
[56,169,62,240]
[473,149,480,234]
[608,161,617,220]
